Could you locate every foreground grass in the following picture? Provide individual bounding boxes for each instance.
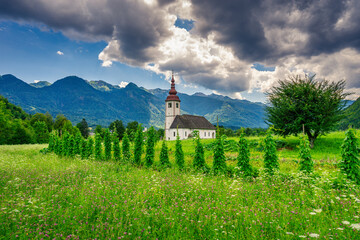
[1,141,360,239]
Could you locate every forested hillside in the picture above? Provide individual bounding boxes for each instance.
[0,74,267,128]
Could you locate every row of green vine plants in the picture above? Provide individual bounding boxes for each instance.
[47,126,360,183]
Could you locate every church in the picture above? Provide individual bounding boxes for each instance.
[165,74,216,140]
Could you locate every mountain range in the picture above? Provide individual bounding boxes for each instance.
[0,74,267,128]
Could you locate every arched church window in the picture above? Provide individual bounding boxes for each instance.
[168,103,172,108]
[176,103,179,108]
[173,131,175,137]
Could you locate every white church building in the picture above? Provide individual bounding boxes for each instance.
[165,74,216,140]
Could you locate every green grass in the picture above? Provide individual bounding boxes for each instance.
[1,132,360,239]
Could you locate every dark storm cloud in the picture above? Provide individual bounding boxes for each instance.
[0,0,172,61]
[190,0,360,62]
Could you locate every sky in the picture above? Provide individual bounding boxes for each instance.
[0,0,360,103]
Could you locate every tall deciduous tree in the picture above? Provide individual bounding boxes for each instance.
[33,121,49,143]
[266,75,349,148]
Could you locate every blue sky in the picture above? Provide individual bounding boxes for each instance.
[1,0,359,101]
[0,20,220,97]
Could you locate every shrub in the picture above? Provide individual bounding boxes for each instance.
[175,133,185,170]
[48,132,56,152]
[86,137,94,158]
[340,128,360,183]
[299,135,314,174]
[145,127,156,167]
[263,130,279,175]
[112,132,121,161]
[68,135,75,157]
[73,132,82,155]
[237,133,253,177]
[104,129,112,160]
[122,130,131,162]
[159,140,171,169]
[212,132,227,175]
[133,125,144,165]
[193,136,206,171]
[95,133,102,160]
[80,138,87,159]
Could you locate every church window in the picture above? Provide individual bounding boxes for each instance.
[176,103,179,108]
[185,131,187,137]
[168,103,172,108]
[173,131,176,137]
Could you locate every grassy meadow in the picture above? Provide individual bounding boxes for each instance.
[1,131,360,239]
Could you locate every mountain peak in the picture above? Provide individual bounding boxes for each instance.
[125,82,138,89]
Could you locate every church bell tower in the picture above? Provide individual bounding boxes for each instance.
[165,72,181,140]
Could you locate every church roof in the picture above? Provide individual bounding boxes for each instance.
[170,114,216,130]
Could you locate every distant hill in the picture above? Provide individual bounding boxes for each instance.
[30,81,52,88]
[340,98,360,129]
[0,74,267,128]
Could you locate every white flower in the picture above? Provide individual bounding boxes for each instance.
[314,209,322,213]
[337,228,343,230]
[342,221,350,225]
[350,223,360,230]
[309,212,316,215]
[309,233,319,238]
[299,236,306,238]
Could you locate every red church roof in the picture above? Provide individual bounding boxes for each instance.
[165,73,180,102]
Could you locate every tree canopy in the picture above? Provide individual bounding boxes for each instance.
[266,75,349,147]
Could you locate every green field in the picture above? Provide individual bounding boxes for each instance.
[1,132,360,239]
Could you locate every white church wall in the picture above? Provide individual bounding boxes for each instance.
[165,128,216,141]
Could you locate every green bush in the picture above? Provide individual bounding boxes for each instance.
[122,130,131,162]
[299,135,314,174]
[145,127,156,167]
[133,125,143,165]
[340,128,360,183]
[175,133,184,170]
[94,133,102,160]
[263,130,279,175]
[104,129,112,160]
[212,132,227,175]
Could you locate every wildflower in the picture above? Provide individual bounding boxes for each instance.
[314,209,322,213]
[309,212,316,215]
[309,233,319,238]
[299,236,306,238]
[286,232,294,235]
[350,223,360,230]
[342,221,350,225]
[337,228,343,230]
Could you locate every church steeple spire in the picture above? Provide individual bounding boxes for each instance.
[165,71,180,102]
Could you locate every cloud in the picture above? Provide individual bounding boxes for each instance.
[0,0,360,99]
[56,50,64,55]
[118,81,129,88]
